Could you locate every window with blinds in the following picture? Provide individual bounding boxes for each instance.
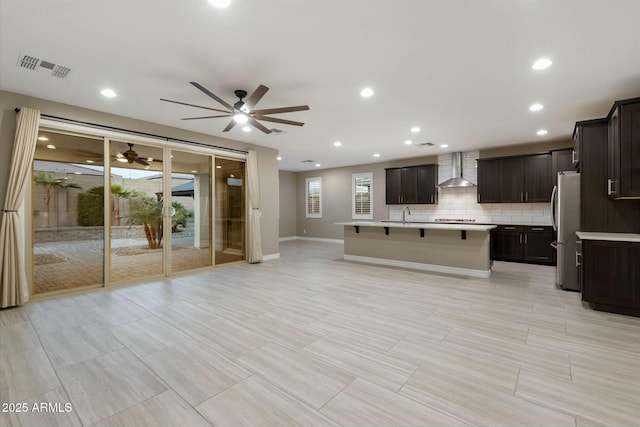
[306,177,322,218]
[352,172,373,219]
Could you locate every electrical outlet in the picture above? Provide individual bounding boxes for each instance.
[303,229,307,234]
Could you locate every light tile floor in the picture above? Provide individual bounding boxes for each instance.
[1,240,639,426]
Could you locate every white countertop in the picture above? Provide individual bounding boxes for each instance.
[337,221,497,232]
[576,231,640,243]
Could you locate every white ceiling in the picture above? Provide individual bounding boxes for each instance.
[1,0,639,171]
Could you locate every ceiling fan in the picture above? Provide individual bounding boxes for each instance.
[116,143,150,166]
[160,82,310,134]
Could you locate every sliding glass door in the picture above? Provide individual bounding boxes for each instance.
[169,150,212,273]
[215,158,245,265]
[109,140,164,283]
[32,131,105,294]
[32,129,243,295]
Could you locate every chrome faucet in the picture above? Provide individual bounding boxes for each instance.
[402,206,411,223]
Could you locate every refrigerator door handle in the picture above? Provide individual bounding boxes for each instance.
[550,185,558,231]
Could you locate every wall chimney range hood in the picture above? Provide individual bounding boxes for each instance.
[438,152,475,188]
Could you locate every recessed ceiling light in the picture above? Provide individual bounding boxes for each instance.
[100,88,117,98]
[147,157,154,162]
[46,144,56,149]
[315,163,321,167]
[37,136,48,141]
[242,126,251,132]
[277,156,282,161]
[440,144,449,148]
[333,141,342,147]
[404,139,413,145]
[411,126,420,133]
[116,158,128,163]
[208,0,231,8]
[144,166,150,170]
[216,165,222,168]
[373,153,380,158]
[532,58,552,70]
[191,170,197,173]
[360,87,374,98]
[74,172,82,175]
[529,103,544,112]
[537,129,548,136]
[86,160,95,164]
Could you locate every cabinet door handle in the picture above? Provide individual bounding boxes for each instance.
[519,234,523,244]
[430,194,434,203]
[575,251,581,267]
[607,179,616,196]
[520,192,524,202]
[524,234,528,244]
[525,192,528,202]
[477,193,480,202]
[572,150,577,164]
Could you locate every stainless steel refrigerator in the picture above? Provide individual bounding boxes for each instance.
[551,171,580,291]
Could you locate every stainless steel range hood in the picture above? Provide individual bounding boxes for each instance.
[437,152,475,188]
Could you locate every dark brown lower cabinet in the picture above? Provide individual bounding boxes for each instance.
[491,225,555,265]
[581,239,640,317]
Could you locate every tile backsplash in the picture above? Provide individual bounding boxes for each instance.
[388,151,552,225]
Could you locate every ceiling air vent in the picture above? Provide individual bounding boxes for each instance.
[270,128,286,135]
[16,53,71,79]
[414,142,435,147]
[18,54,40,70]
[301,160,315,163]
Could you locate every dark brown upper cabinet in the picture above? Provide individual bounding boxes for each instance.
[524,154,553,202]
[385,164,437,205]
[477,158,500,203]
[607,97,640,199]
[477,154,552,203]
[552,148,577,184]
[416,164,438,204]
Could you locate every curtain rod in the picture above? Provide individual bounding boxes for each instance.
[14,107,248,155]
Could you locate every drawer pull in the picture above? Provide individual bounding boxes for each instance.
[504,227,516,230]
[531,227,544,231]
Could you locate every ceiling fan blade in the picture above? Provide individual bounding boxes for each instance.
[181,114,232,120]
[135,158,149,166]
[253,115,305,127]
[248,118,272,134]
[190,82,234,110]
[244,85,269,111]
[160,98,230,114]
[222,120,237,132]
[250,105,310,115]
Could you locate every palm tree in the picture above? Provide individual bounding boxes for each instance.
[109,184,136,226]
[128,197,163,249]
[34,172,81,227]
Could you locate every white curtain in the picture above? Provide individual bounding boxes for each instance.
[1,107,40,308]
[246,150,263,263]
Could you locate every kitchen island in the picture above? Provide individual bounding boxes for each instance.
[337,221,497,278]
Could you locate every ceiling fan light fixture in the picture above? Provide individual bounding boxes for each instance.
[233,112,249,124]
[116,158,128,163]
[242,126,252,132]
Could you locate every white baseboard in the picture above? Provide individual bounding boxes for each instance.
[279,236,297,242]
[343,254,492,278]
[296,236,344,244]
[263,253,280,261]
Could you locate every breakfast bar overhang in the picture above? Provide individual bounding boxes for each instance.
[337,222,497,278]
